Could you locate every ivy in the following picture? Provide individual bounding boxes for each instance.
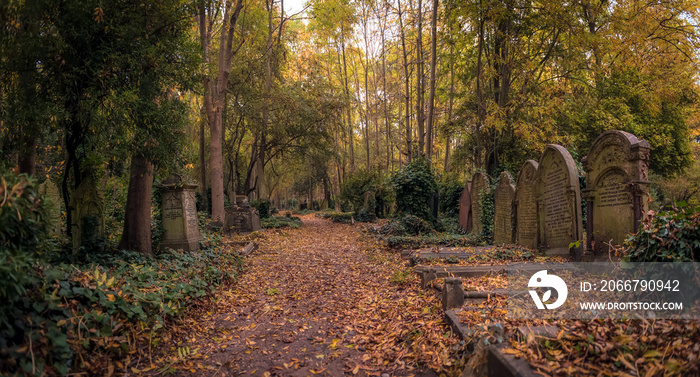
[626,203,700,262]
[389,157,438,222]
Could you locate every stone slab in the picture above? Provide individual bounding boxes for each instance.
[515,160,539,249]
[536,144,583,259]
[486,343,539,377]
[470,173,491,236]
[459,180,473,233]
[494,172,516,245]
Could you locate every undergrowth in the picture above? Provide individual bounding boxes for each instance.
[261,215,303,229]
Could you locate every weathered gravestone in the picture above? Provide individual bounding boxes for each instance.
[537,145,583,258]
[224,195,262,234]
[582,130,650,256]
[515,160,539,248]
[470,172,491,236]
[69,178,105,253]
[494,172,516,245]
[38,179,61,236]
[362,191,377,219]
[160,175,200,251]
[458,180,473,233]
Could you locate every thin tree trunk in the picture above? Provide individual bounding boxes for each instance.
[341,40,355,172]
[119,155,154,254]
[398,0,412,162]
[415,0,424,157]
[426,0,438,161]
[475,12,485,170]
[444,42,455,173]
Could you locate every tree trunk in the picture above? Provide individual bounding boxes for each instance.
[199,0,244,222]
[119,155,154,254]
[18,135,36,176]
[444,41,455,172]
[425,0,439,161]
[415,0,425,157]
[199,103,208,212]
[398,0,412,162]
[341,40,355,172]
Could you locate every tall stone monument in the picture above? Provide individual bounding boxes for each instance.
[69,178,105,253]
[493,171,516,245]
[38,179,62,236]
[582,130,650,256]
[515,160,539,249]
[470,172,491,236]
[160,175,200,251]
[458,180,472,233]
[537,145,583,258]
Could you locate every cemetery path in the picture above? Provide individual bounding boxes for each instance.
[162,215,465,377]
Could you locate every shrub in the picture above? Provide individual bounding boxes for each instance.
[331,212,353,223]
[400,214,434,236]
[478,187,495,243]
[390,157,437,222]
[250,199,272,219]
[0,172,47,340]
[437,173,464,218]
[261,215,303,229]
[626,204,700,262]
[339,169,392,218]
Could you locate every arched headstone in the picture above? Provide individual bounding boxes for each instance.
[70,178,105,253]
[582,130,650,256]
[39,179,62,236]
[458,180,472,233]
[515,160,539,248]
[537,145,583,258]
[470,172,491,236]
[494,171,516,245]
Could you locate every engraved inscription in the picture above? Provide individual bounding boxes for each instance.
[516,163,538,247]
[543,160,573,246]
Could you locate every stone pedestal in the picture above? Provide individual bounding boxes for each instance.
[159,175,200,251]
[442,277,465,310]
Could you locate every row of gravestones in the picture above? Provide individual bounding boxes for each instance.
[39,174,261,253]
[459,130,651,259]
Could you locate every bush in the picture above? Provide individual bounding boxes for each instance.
[401,214,434,236]
[250,199,272,219]
[331,212,353,223]
[626,204,700,262]
[339,169,392,218]
[437,173,464,218]
[262,215,303,229]
[390,157,437,222]
[0,172,47,342]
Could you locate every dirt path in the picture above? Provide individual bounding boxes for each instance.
[164,216,464,376]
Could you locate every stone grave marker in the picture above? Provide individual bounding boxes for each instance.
[470,172,491,236]
[494,171,516,245]
[537,144,583,258]
[38,179,61,236]
[582,130,650,256]
[515,160,539,248]
[458,180,473,233]
[225,195,262,234]
[69,178,105,253]
[159,175,200,251]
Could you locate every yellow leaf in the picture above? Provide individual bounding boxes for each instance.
[56,319,66,326]
[130,367,140,374]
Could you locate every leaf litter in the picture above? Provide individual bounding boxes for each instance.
[151,215,467,376]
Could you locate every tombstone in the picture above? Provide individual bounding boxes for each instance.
[458,181,473,233]
[515,160,539,249]
[159,175,200,251]
[470,172,491,236]
[300,202,308,211]
[225,195,262,234]
[361,191,377,220]
[69,178,105,253]
[582,130,650,256]
[537,144,583,258]
[493,172,516,245]
[38,179,62,236]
